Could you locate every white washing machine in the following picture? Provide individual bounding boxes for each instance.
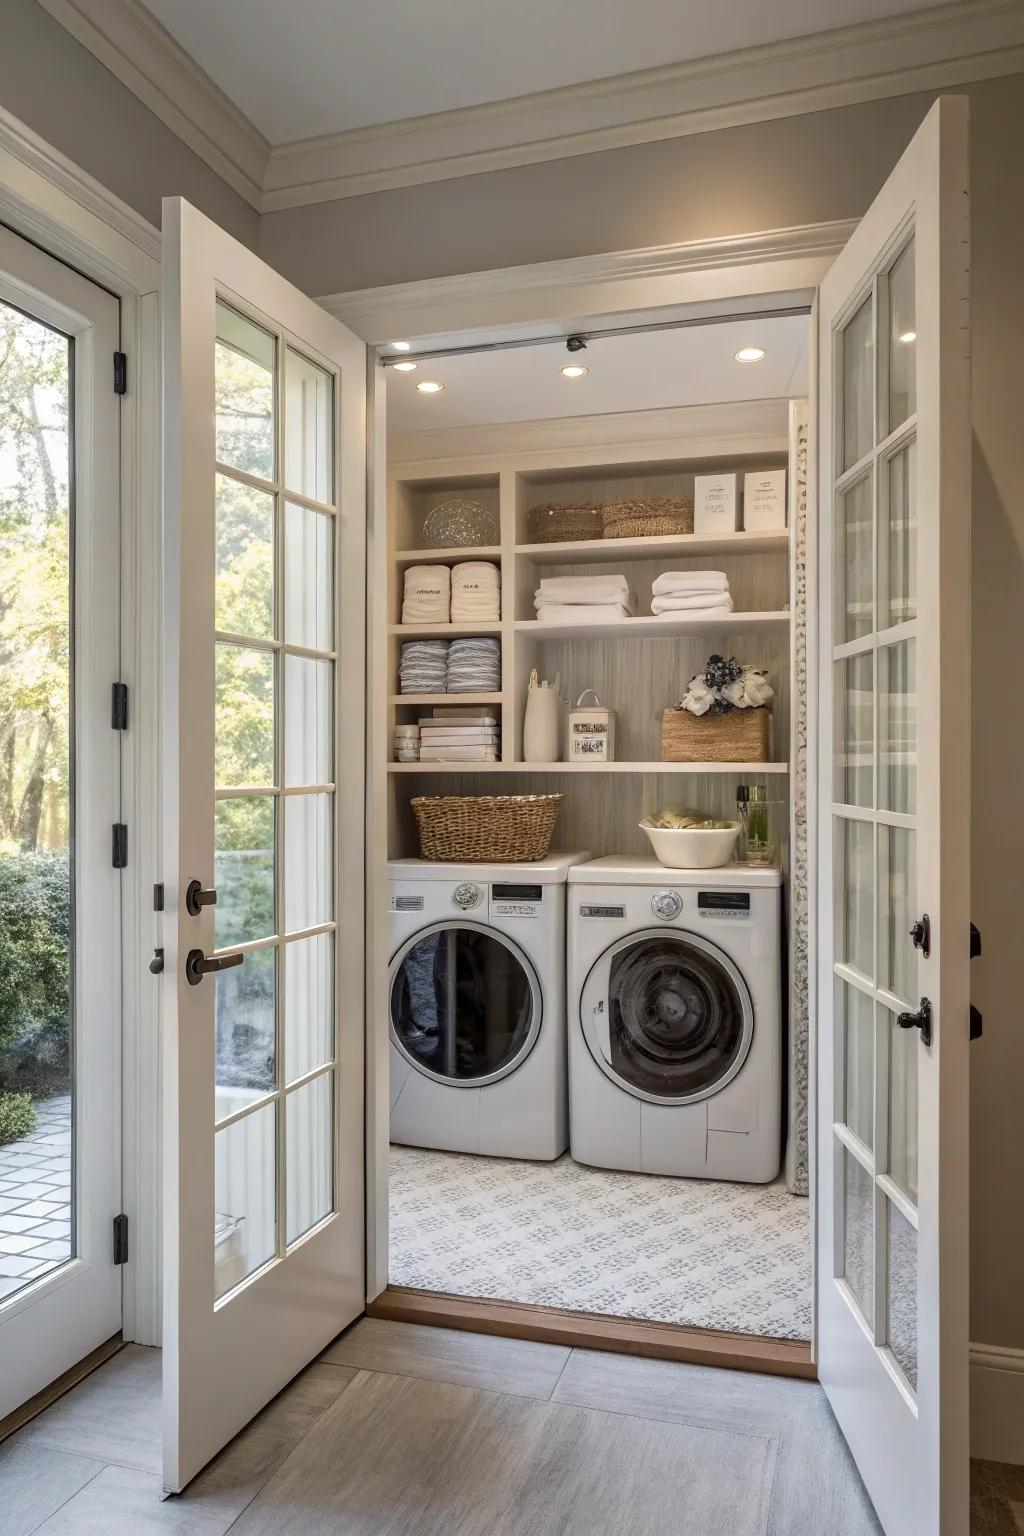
[567,857,782,1183]
[388,852,588,1159]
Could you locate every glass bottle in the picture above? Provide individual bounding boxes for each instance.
[737,783,774,863]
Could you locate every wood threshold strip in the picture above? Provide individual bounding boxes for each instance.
[0,1333,124,1445]
[367,1287,816,1381]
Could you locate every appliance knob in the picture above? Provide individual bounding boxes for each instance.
[652,890,683,921]
[452,882,483,910]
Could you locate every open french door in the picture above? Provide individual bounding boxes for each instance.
[161,199,366,1491]
[816,98,971,1534]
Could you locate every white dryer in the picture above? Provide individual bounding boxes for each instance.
[388,853,587,1160]
[567,857,782,1183]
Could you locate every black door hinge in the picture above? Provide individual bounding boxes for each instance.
[153,882,165,911]
[113,1213,128,1265]
[111,682,128,730]
[112,823,128,868]
[113,351,127,395]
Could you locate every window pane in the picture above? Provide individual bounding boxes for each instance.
[286,1072,333,1245]
[285,794,332,932]
[887,1199,918,1391]
[880,640,916,814]
[885,442,916,629]
[881,826,916,1006]
[285,348,333,503]
[215,301,275,482]
[215,947,275,1122]
[888,240,917,432]
[889,1010,918,1204]
[285,932,333,1083]
[285,503,333,651]
[834,653,873,807]
[842,293,874,470]
[0,300,74,1302]
[215,797,275,947]
[838,817,874,980]
[842,1144,874,1328]
[838,979,874,1150]
[214,1103,276,1300]
[284,656,333,787]
[216,474,274,639]
[836,476,873,642]
[215,644,275,788]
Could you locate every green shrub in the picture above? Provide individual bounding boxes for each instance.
[0,1090,37,1146]
[0,851,71,1098]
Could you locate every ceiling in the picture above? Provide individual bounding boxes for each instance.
[139,0,948,143]
[385,314,809,437]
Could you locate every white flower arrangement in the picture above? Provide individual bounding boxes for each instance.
[678,654,774,717]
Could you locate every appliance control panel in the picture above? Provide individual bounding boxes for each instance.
[651,890,683,921]
[579,904,626,919]
[391,894,424,912]
[697,890,752,919]
[491,882,543,918]
[452,882,483,910]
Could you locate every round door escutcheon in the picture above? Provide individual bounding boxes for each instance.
[651,890,683,921]
[452,882,483,910]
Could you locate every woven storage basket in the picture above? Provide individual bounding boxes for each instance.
[661,707,770,763]
[411,793,564,862]
[602,495,694,541]
[527,503,603,544]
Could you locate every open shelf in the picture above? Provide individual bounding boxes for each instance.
[396,545,502,564]
[390,692,502,707]
[515,611,790,641]
[389,622,502,638]
[387,760,791,774]
[516,529,789,564]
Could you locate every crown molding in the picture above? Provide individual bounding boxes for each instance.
[262,0,1024,208]
[38,0,268,210]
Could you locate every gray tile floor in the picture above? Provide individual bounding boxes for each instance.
[0,1097,72,1301]
[2,1321,886,1534]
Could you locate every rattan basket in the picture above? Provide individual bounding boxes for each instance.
[527,503,603,544]
[411,793,564,862]
[602,495,694,541]
[661,706,771,763]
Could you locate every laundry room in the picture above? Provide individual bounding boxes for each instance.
[373,308,822,1357]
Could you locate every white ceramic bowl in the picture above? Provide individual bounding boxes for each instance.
[640,820,740,869]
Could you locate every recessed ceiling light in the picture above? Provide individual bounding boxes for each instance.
[391,341,411,352]
[393,360,418,372]
[735,346,767,363]
[898,330,917,344]
[560,364,588,379]
[416,380,444,394]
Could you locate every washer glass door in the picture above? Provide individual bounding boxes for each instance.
[390,921,540,1086]
[588,930,753,1104]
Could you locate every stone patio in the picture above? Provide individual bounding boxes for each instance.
[0,1095,72,1302]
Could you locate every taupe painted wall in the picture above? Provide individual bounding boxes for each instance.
[263,73,1024,1353]
[1,0,258,246]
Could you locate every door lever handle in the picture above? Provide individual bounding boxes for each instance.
[185,879,217,917]
[185,948,243,987]
[897,997,933,1047]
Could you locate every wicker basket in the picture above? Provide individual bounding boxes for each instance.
[411,793,564,862]
[527,503,603,544]
[661,707,771,763]
[602,496,694,541]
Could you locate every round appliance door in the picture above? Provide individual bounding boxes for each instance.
[389,920,542,1087]
[580,927,754,1106]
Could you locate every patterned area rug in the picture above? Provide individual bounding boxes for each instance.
[389,1144,812,1341]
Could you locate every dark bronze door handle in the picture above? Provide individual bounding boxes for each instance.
[185,948,243,987]
[185,879,218,916]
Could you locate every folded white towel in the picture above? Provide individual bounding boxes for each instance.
[537,574,631,602]
[403,563,451,624]
[652,570,729,596]
[539,603,634,624]
[650,594,734,616]
[535,588,637,613]
[452,561,500,586]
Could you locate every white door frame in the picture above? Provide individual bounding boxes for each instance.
[0,106,163,1348]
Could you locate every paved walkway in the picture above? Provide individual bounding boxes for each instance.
[0,1096,72,1302]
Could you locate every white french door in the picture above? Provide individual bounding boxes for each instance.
[161,199,366,1491]
[0,229,121,1413]
[816,98,971,1534]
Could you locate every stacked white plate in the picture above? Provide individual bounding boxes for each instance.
[393,724,420,763]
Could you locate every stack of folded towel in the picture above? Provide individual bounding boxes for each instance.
[451,561,500,624]
[650,570,733,616]
[534,574,637,624]
[402,564,451,625]
[399,639,449,693]
[446,637,501,692]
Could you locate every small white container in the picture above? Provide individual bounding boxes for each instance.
[565,690,615,762]
[742,469,787,532]
[640,820,740,869]
[523,683,560,762]
[694,473,740,534]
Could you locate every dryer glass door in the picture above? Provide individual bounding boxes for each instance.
[390,922,540,1086]
[601,932,753,1103]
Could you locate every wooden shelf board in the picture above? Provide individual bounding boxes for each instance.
[395,546,502,563]
[390,693,503,706]
[515,611,790,641]
[516,529,789,564]
[387,760,790,774]
[389,622,502,638]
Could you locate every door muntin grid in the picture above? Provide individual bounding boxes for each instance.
[830,230,920,1397]
[212,298,340,1304]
